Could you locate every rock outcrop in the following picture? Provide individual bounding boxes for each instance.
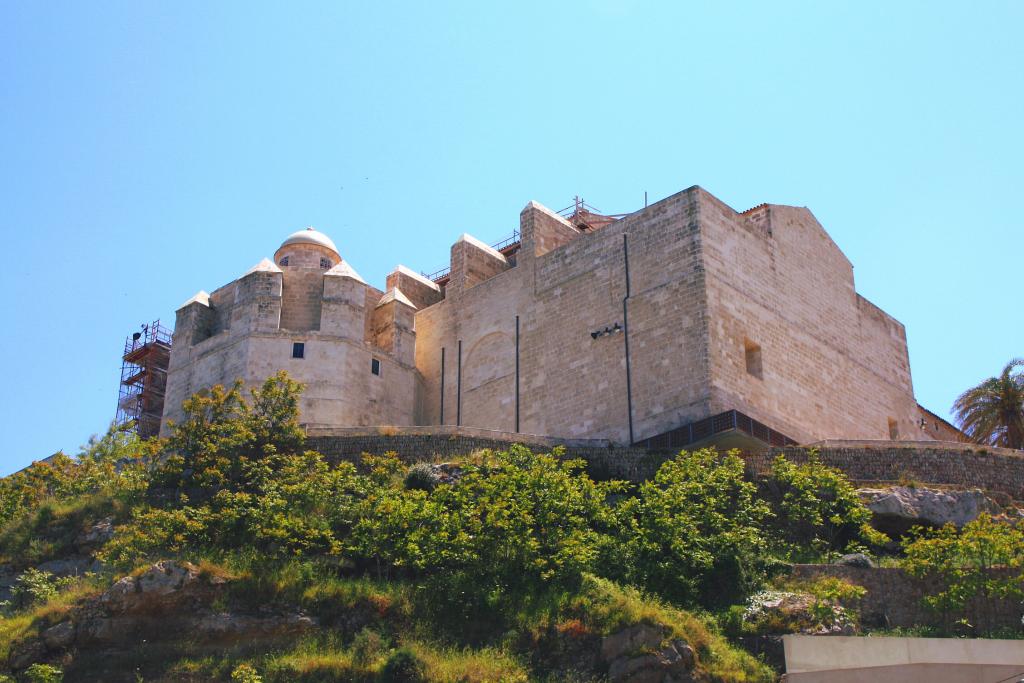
[74,516,115,553]
[8,560,316,674]
[601,624,695,683]
[859,486,1001,535]
[743,590,856,636]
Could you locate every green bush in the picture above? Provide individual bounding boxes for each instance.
[612,448,770,607]
[903,513,1024,634]
[23,664,63,683]
[3,569,73,612]
[230,663,263,683]
[351,446,621,594]
[380,647,426,683]
[402,463,438,493]
[0,425,152,566]
[351,627,387,667]
[763,452,886,560]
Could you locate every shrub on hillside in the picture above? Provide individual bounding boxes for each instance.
[403,463,439,492]
[903,513,1024,634]
[2,568,74,612]
[380,647,426,683]
[763,452,886,560]
[350,445,623,616]
[611,448,771,607]
[0,425,151,532]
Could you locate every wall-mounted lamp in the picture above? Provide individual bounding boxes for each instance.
[591,322,624,339]
[918,418,928,429]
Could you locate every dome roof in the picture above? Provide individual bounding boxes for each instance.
[278,227,339,257]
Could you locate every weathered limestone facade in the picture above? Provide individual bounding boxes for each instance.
[161,228,420,434]
[163,185,946,446]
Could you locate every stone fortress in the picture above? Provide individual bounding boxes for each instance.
[161,185,961,449]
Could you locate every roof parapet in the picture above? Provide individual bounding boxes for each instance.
[456,233,508,263]
[323,260,366,284]
[376,287,416,309]
[390,264,441,292]
[244,257,283,275]
[180,290,210,309]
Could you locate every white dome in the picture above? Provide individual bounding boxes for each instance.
[279,227,339,257]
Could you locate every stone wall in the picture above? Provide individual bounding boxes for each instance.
[414,189,712,445]
[698,192,920,444]
[161,239,421,436]
[302,433,1024,498]
[279,270,324,332]
[749,442,1024,501]
[791,564,1023,632]
[412,186,927,448]
[304,426,658,481]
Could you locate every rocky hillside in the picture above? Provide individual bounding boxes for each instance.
[0,373,1021,682]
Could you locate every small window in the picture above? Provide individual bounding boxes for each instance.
[279,256,289,266]
[744,339,763,379]
[371,358,381,376]
[320,257,332,269]
[292,342,305,359]
[888,417,899,440]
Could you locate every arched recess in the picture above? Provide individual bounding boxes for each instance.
[461,330,515,431]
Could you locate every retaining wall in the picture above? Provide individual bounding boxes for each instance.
[751,441,1024,501]
[304,426,661,481]
[791,564,1023,633]
[304,429,1024,499]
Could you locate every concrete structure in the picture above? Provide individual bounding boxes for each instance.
[782,635,1024,682]
[162,186,949,447]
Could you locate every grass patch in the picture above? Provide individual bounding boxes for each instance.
[570,575,773,683]
[0,576,104,663]
[0,493,122,567]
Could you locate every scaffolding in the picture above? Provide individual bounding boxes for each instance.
[556,196,626,232]
[114,320,172,438]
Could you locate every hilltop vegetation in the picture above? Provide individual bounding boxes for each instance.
[0,373,1021,682]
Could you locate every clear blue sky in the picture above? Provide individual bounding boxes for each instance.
[1,2,1020,474]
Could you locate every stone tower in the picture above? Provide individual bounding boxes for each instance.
[161,227,421,435]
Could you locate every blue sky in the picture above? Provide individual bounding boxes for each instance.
[1,2,1020,474]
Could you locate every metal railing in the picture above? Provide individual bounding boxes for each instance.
[635,409,798,450]
[420,229,521,283]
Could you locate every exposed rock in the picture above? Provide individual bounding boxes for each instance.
[194,611,317,637]
[41,621,75,649]
[601,623,664,661]
[0,566,17,603]
[602,625,694,683]
[77,616,138,645]
[833,553,875,569]
[671,640,694,669]
[859,486,1001,535]
[426,463,464,485]
[37,556,103,578]
[99,560,202,613]
[74,516,115,552]
[743,590,856,636]
[8,639,45,670]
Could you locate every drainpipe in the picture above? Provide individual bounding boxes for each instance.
[515,315,520,432]
[456,339,462,426]
[622,233,635,445]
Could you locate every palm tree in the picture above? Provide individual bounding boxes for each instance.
[953,359,1024,450]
